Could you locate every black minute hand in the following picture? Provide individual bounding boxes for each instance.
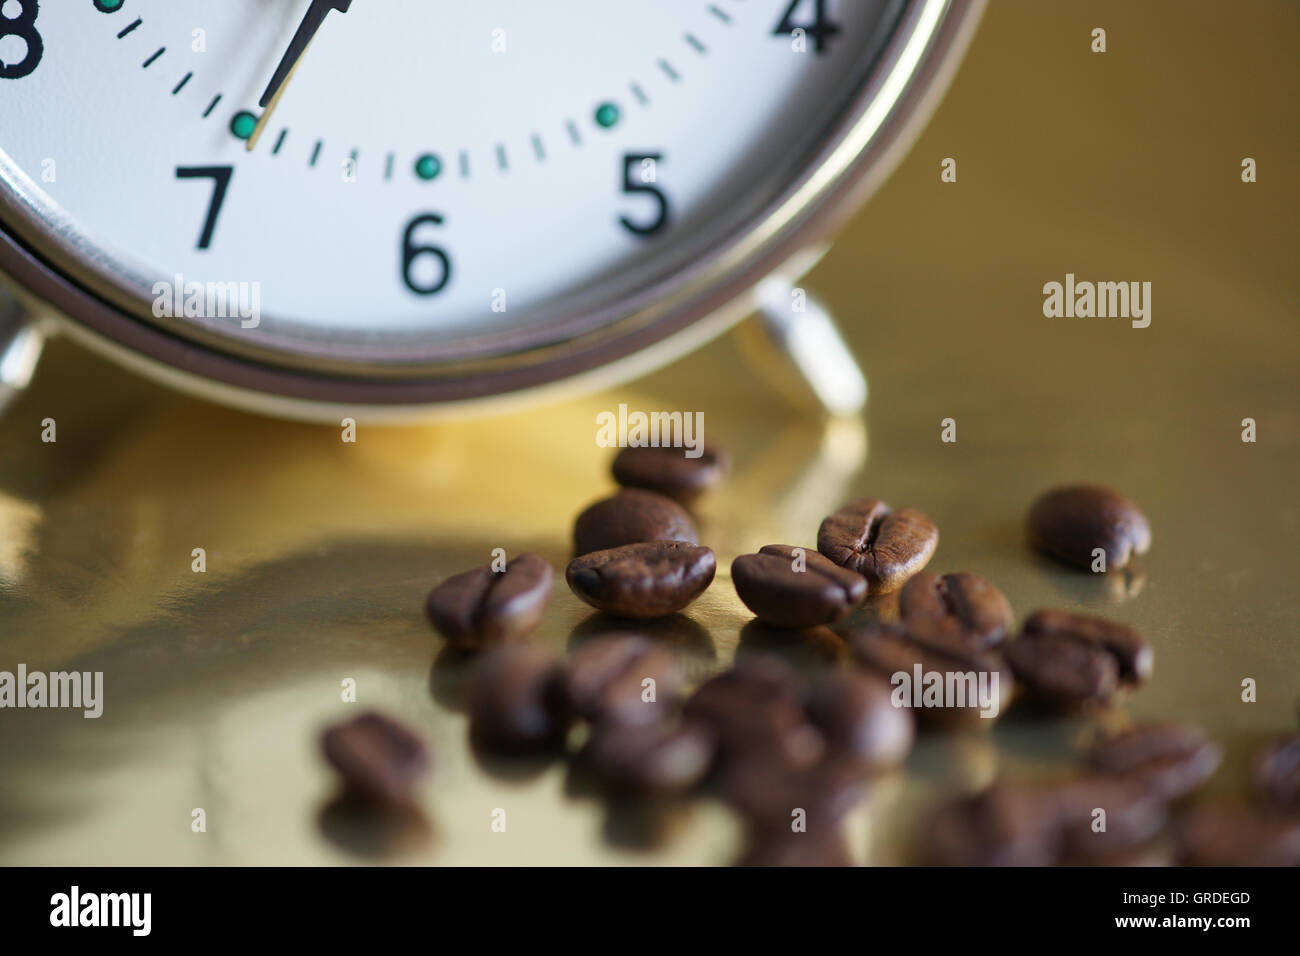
[247,0,353,151]
[259,0,353,108]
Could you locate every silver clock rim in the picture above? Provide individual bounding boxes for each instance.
[0,0,985,416]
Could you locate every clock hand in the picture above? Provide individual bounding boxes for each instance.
[246,0,353,152]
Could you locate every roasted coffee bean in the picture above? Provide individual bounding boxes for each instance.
[467,645,571,753]
[817,497,938,594]
[731,545,867,628]
[566,541,716,619]
[723,759,866,835]
[921,785,1065,866]
[1087,723,1221,800]
[1251,734,1300,811]
[1053,776,1169,861]
[684,657,825,774]
[580,720,717,797]
[1021,608,1153,684]
[924,778,1167,866]
[564,635,683,727]
[1003,632,1120,713]
[898,571,1013,647]
[731,768,861,859]
[611,445,729,504]
[802,670,914,770]
[849,622,1014,728]
[1027,483,1151,571]
[683,661,828,818]
[321,712,431,807]
[1176,806,1300,867]
[425,553,554,649]
[572,488,697,556]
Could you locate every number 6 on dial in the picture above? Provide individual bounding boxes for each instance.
[401,213,452,296]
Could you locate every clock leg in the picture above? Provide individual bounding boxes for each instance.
[738,277,868,417]
[0,286,45,416]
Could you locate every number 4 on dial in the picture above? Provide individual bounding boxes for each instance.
[773,0,841,54]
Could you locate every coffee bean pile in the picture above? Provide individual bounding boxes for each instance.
[318,447,1299,866]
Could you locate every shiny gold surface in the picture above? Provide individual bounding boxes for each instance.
[1,1,1297,865]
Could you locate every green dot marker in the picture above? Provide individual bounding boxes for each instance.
[230,110,258,141]
[414,154,442,181]
[594,102,621,129]
[95,0,125,12]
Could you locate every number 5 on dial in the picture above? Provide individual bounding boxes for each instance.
[619,153,670,238]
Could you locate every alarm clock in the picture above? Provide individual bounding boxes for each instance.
[0,0,983,420]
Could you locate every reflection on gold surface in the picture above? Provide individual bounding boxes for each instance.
[735,621,849,671]
[0,352,863,864]
[318,791,435,860]
[0,492,41,587]
[2,0,1298,865]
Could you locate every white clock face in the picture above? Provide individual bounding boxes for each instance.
[0,0,902,365]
